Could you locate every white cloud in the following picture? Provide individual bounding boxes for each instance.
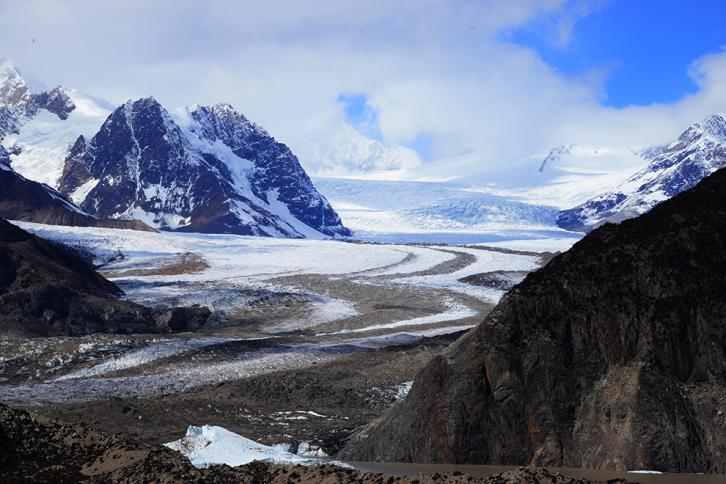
[1,0,724,181]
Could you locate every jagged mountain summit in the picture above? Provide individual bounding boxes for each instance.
[59,98,349,238]
[558,113,726,231]
[0,58,112,187]
[341,166,726,473]
[0,58,75,131]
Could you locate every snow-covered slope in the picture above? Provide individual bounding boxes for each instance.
[59,98,349,238]
[306,123,422,178]
[0,59,111,187]
[165,425,328,469]
[3,89,111,187]
[558,114,726,231]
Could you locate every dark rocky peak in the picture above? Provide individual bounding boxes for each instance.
[58,97,349,237]
[58,135,92,195]
[184,102,350,237]
[26,86,76,120]
[89,97,189,179]
[0,60,75,121]
[187,103,272,157]
[0,58,29,108]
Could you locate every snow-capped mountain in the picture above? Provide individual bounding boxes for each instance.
[0,58,75,124]
[59,98,349,238]
[306,123,422,178]
[558,113,726,231]
[0,59,112,187]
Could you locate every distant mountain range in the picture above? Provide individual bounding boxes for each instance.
[307,123,423,178]
[3,58,726,239]
[0,59,349,238]
[558,113,726,231]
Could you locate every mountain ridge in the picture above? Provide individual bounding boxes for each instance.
[558,113,726,231]
[0,60,348,239]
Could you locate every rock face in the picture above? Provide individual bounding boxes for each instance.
[1,60,347,238]
[59,98,349,238]
[558,113,726,231]
[340,168,726,473]
[0,219,209,337]
[0,146,155,231]
[0,60,153,231]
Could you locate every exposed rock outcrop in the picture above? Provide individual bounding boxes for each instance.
[340,168,726,473]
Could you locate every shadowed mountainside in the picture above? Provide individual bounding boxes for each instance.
[340,167,726,473]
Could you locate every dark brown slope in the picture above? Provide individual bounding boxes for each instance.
[0,219,163,337]
[0,403,248,483]
[0,219,210,337]
[340,168,726,473]
[0,146,154,232]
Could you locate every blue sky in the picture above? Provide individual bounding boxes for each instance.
[506,0,726,107]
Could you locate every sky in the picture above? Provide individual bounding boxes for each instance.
[0,0,725,179]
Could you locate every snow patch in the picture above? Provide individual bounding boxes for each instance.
[68,178,98,204]
[164,425,336,469]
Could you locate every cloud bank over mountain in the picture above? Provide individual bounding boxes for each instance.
[2,0,725,180]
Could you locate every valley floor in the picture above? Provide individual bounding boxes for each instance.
[0,223,575,459]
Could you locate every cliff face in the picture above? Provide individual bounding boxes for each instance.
[340,168,726,473]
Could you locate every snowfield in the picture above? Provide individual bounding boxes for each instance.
[3,90,112,187]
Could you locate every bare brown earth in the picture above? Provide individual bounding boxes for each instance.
[103,252,209,278]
